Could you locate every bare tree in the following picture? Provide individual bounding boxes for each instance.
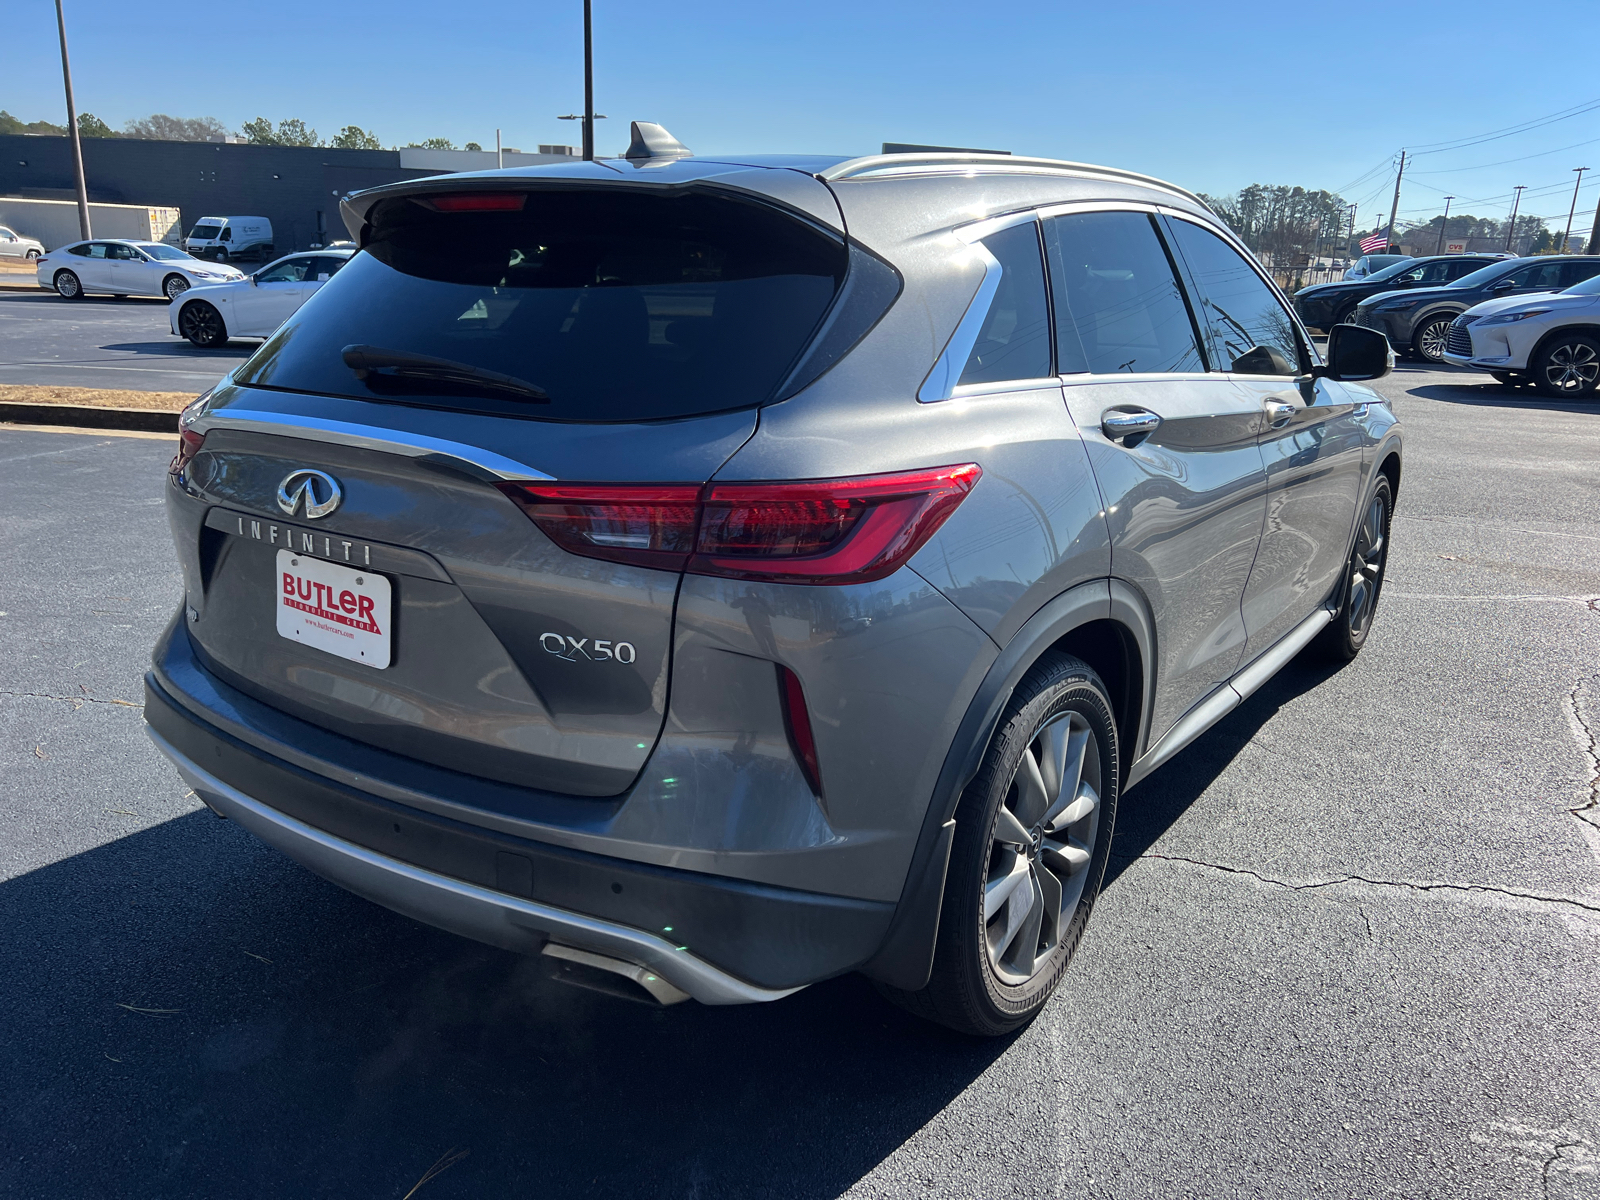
[123,114,231,141]
[1197,184,1349,266]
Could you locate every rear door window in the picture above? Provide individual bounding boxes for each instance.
[1043,211,1205,374]
[1165,218,1304,375]
[1560,259,1600,288]
[233,189,847,422]
[958,221,1052,385]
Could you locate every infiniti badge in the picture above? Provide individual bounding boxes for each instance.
[277,469,342,520]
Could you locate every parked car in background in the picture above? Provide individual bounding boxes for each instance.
[1442,271,1600,397]
[0,225,45,261]
[36,239,245,300]
[1343,253,1411,280]
[1353,255,1600,364]
[147,139,1402,1037]
[1294,253,1501,330]
[184,215,274,263]
[170,249,354,346]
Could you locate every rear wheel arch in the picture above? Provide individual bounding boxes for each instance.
[859,578,1152,991]
[1376,449,1401,501]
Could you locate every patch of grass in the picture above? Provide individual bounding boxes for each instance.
[0,384,195,412]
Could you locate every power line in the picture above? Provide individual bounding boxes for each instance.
[1410,134,1600,175]
[1408,95,1600,156]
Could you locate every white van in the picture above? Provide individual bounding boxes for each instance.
[184,216,273,263]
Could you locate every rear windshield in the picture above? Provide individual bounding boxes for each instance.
[189,223,222,239]
[232,188,847,422]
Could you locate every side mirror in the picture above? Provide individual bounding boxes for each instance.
[250,275,259,286]
[1231,345,1296,375]
[1314,323,1391,382]
[1492,278,1517,292]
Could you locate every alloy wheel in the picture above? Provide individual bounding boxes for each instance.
[1542,342,1599,394]
[56,271,79,298]
[179,303,223,346]
[1416,318,1450,363]
[165,275,190,300]
[984,710,1102,986]
[1347,490,1389,639]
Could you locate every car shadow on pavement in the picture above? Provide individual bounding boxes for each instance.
[102,341,252,359]
[1103,653,1346,890]
[1404,381,1598,413]
[0,811,1007,1199]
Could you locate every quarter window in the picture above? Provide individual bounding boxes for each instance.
[957,222,1052,386]
[1166,219,1302,375]
[1044,211,1204,375]
[1560,260,1600,288]
[1507,262,1564,289]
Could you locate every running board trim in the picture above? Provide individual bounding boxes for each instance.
[147,728,801,1006]
[1126,606,1334,788]
[189,408,555,482]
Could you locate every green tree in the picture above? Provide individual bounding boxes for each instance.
[124,113,230,141]
[0,110,67,136]
[406,137,456,150]
[77,113,116,138]
[243,117,323,147]
[465,141,482,151]
[330,125,382,150]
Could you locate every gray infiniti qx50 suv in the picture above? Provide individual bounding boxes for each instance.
[147,129,1402,1035]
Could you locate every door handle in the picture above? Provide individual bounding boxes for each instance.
[1264,401,1296,427]
[1101,408,1162,441]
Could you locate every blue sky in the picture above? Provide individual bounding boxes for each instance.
[8,0,1599,233]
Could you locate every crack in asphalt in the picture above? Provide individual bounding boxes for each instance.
[1542,1142,1583,1200]
[1118,852,1600,916]
[0,688,142,709]
[1570,679,1600,832]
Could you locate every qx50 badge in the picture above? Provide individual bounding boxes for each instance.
[277,469,342,520]
[541,633,637,664]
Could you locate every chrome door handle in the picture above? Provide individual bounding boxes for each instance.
[1101,408,1162,441]
[1264,401,1296,427]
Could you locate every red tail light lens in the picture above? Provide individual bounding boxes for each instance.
[497,464,980,585]
[169,395,210,476]
[496,483,702,571]
[777,665,822,796]
[422,192,528,212]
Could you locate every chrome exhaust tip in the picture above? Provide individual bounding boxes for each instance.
[541,942,691,1006]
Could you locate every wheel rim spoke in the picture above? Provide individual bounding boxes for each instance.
[993,804,1031,849]
[1045,780,1098,834]
[985,853,1031,921]
[1013,744,1052,828]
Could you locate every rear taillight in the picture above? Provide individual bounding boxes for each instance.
[421,192,528,212]
[169,395,210,476]
[496,464,980,586]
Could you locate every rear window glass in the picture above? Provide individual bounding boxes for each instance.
[232,189,847,422]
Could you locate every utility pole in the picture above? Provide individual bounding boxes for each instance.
[1434,196,1454,255]
[1504,185,1526,253]
[1562,167,1588,252]
[1385,151,1406,251]
[54,0,91,240]
[582,0,594,161]
[1346,204,1357,258]
[1589,186,1600,255]
[496,128,503,170]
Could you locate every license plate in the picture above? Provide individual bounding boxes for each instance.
[275,549,391,669]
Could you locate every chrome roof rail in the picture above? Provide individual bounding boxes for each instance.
[819,153,1207,208]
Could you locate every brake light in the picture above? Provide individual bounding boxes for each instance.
[422,193,527,213]
[496,464,980,585]
[777,665,822,795]
[169,393,210,476]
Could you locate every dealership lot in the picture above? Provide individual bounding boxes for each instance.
[0,286,250,393]
[1,362,1597,1196]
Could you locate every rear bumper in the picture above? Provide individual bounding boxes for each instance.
[143,640,895,1002]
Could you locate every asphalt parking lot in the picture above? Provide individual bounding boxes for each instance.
[0,287,252,393]
[2,359,1597,1198]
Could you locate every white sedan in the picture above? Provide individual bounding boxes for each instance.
[169,249,354,347]
[1442,271,1600,398]
[36,239,244,300]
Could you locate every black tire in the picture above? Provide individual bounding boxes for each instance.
[879,654,1119,1036]
[26,249,40,261]
[1334,303,1360,327]
[1411,314,1452,364]
[1315,475,1393,661]
[163,274,190,301]
[53,269,83,299]
[1529,333,1600,399]
[215,247,229,263]
[178,300,228,348]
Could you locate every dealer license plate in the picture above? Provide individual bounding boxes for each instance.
[275,549,392,669]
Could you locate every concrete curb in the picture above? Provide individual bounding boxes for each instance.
[0,402,177,433]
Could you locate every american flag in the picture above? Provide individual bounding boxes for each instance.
[1360,232,1392,254]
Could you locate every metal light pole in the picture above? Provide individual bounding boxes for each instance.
[1434,196,1454,255]
[1562,168,1589,253]
[581,0,594,160]
[496,128,503,170]
[54,0,91,239]
[1504,185,1526,253]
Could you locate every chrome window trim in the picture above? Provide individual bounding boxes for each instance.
[948,376,1063,400]
[189,408,556,481]
[918,210,1044,404]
